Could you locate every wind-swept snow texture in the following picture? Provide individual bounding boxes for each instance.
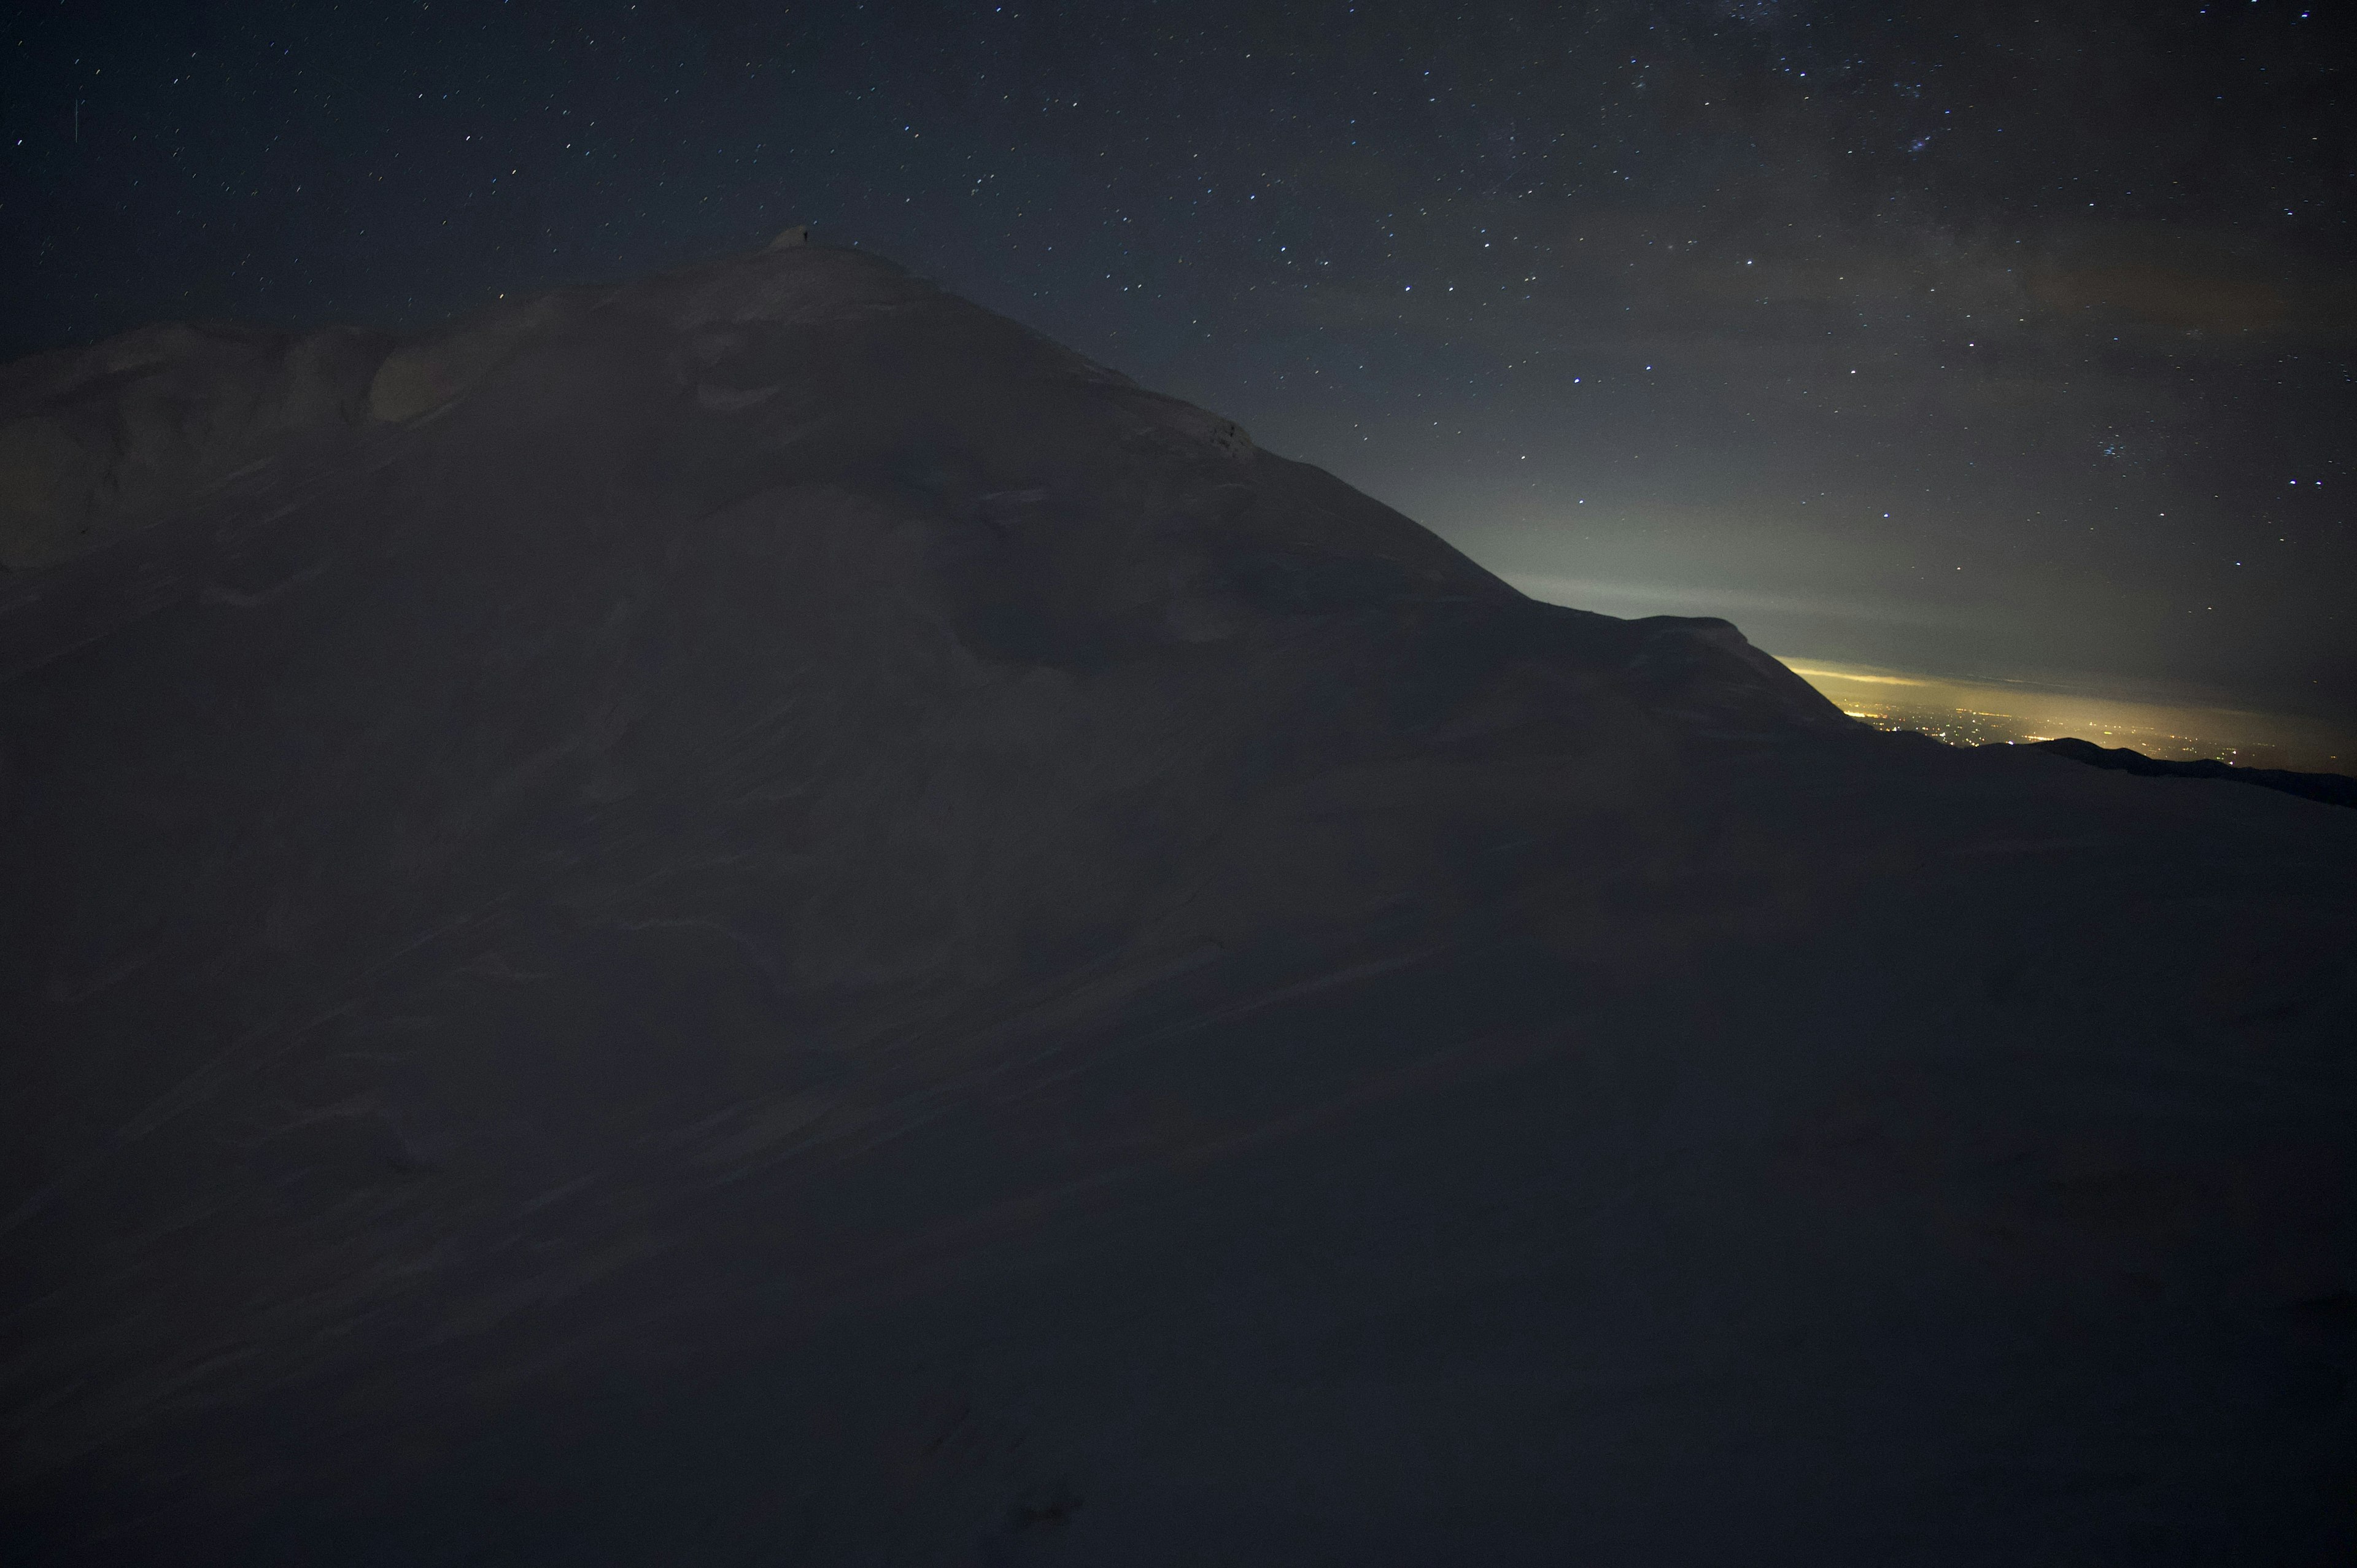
[2,244,2352,1566]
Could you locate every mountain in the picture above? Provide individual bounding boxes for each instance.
[4,240,2353,1566]
[2023,735,2357,810]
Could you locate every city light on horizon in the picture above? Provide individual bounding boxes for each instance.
[1779,656,2353,773]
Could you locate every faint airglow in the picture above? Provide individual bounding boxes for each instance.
[1505,572,1973,628]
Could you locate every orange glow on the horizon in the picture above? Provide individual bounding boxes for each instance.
[1781,658,2351,773]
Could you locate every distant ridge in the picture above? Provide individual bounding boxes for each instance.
[2021,735,2357,809]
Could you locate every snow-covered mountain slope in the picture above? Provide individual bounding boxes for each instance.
[2,242,2351,1565]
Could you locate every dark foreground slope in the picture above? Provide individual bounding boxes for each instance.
[2,243,2353,1566]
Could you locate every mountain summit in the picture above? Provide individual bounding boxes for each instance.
[4,242,2353,1564]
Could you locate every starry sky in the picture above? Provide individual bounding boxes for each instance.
[4,0,2350,736]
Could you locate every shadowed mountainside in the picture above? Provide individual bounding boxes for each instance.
[2022,735,2357,809]
[2,241,2353,1566]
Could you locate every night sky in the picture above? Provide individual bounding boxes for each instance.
[4,0,2350,740]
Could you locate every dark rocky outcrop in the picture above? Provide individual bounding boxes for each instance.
[2,243,2353,1566]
